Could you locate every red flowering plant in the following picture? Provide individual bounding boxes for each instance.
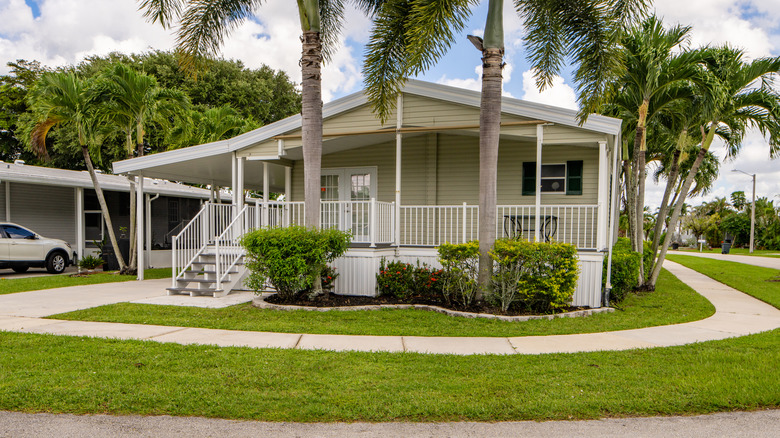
[376,258,414,300]
[412,262,444,300]
[320,265,338,292]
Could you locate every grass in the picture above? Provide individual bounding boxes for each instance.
[0,268,171,295]
[666,255,780,308]
[676,248,780,257]
[0,329,777,421]
[1,251,778,421]
[51,269,714,338]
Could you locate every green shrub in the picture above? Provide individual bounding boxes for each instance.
[78,255,104,270]
[437,241,479,308]
[376,259,443,301]
[605,237,642,302]
[240,226,351,300]
[377,259,414,299]
[509,240,579,313]
[412,262,444,299]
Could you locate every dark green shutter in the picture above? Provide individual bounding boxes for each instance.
[566,160,583,195]
[522,162,536,196]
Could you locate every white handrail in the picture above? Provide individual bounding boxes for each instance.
[214,205,249,290]
[171,202,235,287]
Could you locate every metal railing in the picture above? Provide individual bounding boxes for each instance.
[320,200,394,245]
[400,203,478,246]
[171,203,235,287]
[214,206,250,290]
[496,204,599,249]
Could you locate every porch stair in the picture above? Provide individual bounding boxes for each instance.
[167,245,249,298]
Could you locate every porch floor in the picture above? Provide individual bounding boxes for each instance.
[1,261,778,355]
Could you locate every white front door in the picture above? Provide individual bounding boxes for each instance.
[321,167,377,241]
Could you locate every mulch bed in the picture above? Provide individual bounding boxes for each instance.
[265,292,585,317]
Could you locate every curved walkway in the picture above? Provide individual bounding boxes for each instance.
[0,260,778,355]
[669,251,780,269]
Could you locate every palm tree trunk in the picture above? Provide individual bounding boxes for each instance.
[301,30,323,230]
[476,47,504,298]
[82,145,126,271]
[647,139,684,286]
[128,176,137,271]
[649,125,716,286]
[633,100,648,284]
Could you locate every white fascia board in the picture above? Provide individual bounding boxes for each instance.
[0,167,217,200]
[112,140,230,174]
[402,79,622,136]
[227,91,370,152]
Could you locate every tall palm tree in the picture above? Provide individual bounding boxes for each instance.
[138,0,385,229]
[28,72,128,271]
[364,0,648,294]
[100,63,190,272]
[650,46,780,286]
[167,105,258,148]
[603,16,703,282]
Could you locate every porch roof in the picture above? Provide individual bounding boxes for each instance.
[112,79,622,188]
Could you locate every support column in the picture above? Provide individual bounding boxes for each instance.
[145,194,152,268]
[605,137,621,293]
[285,166,292,201]
[5,181,10,221]
[263,162,270,227]
[231,153,238,208]
[596,141,609,250]
[136,175,145,280]
[236,157,245,211]
[534,124,543,243]
[394,93,403,247]
[75,187,84,263]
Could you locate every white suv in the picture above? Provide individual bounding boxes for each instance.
[0,222,74,274]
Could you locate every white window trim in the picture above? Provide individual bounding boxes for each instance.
[540,162,566,194]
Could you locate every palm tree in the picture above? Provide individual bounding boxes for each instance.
[650,46,780,286]
[28,72,127,271]
[138,0,385,229]
[99,63,190,272]
[167,105,258,148]
[603,16,703,282]
[364,0,648,294]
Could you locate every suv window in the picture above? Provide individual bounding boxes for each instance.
[2,225,35,239]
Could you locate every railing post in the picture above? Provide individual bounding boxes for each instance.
[462,202,467,243]
[369,198,377,248]
[255,198,260,229]
[171,235,177,288]
[215,234,221,291]
[390,201,396,246]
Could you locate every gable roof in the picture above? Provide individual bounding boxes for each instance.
[114,79,622,175]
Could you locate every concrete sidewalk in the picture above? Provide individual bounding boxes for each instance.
[669,250,780,269]
[1,260,778,355]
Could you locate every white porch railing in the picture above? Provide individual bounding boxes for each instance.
[214,206,250,290]
[172,202,599,289]
[171,203,235,287]
[400,203,479,246]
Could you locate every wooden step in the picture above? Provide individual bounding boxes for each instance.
[177,278,218,284]
[183,269,238,275]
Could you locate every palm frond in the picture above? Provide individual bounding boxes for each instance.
[138,0,186,27]
[319,0,345,61]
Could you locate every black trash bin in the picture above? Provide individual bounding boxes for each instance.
[672,242,679,250]
[721,240,732,254]
[101,239,131,271]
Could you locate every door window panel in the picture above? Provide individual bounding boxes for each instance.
[3,225,35,239]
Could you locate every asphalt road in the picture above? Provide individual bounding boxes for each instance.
[1,410,778,437]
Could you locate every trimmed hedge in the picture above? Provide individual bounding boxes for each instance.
[240,226,351,300]
[438,241,480,308]
[376,259,443,301]
[604,237,643,302]
[490,239,579,313]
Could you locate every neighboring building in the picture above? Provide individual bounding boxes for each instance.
[114,80,622,307]
[0,161,228,267]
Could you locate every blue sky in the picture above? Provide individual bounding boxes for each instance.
[1,0,779,208]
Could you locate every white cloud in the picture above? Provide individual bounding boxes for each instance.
[436,63,515,97]
[520,69,577,109]
[0,0,365,102]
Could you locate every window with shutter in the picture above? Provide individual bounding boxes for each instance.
[566,160,583,195]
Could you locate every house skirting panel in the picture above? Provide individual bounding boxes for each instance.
[332,247,605,308]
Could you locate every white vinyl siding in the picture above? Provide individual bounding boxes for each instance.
[10,182,76,245]
[0,181,6,221]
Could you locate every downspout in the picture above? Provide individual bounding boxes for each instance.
[604,135,621,306]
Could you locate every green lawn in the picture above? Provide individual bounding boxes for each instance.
[666,255,780,308]
[0,328,777,421]
[675,248,780,257]
[51,269,714,337]
[0,268,171,295]
[1,251,778,421]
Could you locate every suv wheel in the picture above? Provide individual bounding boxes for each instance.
[46,252,67,274]
[12,266,29,274]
